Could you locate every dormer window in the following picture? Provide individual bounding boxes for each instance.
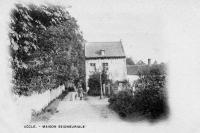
[100,49,105,56]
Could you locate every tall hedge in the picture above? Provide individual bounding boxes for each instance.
[134,64,168,120]
[87,72,101,96]
[9,4,85,96]
[108,64,169,121]
[87,70,109,96]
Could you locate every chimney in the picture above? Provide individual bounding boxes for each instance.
[100,49,105,56]
[148,58,151,66]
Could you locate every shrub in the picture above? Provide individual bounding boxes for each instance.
[108,64,168,121]
[134,64,168,120]
[110,80,132,94]
[87,70,110,96]
[133,88,168,120]
[108,89,134,117]
[108,87,168,120]
[87,72,101,96]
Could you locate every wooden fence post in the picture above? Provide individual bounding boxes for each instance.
[103,84,106,96]
[108,84,110,96]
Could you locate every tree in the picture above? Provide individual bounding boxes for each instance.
[88,72,101,96]
[9,4,85,96]
[134,64,168,120]
[153,60,158,65]
[87,70,110,96]
[126,57,135,65]
[9,4,70,63]
[38,22,84,88]
[108,64,168,120]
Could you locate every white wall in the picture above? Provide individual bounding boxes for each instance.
[13,85,65,124]
[86,58,127,88]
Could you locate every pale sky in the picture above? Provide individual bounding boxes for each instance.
[67,0,167,63]
[47,0,197,64]
[4,0,200,63]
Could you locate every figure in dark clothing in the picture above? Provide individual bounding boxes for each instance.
[77,84,83,100]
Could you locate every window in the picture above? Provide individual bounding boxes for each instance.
[90,63,96,71]
[102,63,108,71]
[90,63,96,66]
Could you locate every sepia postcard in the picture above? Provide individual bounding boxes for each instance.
[0,0,200,133]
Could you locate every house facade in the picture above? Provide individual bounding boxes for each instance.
[127,65,140,89]
[85,41,127,90]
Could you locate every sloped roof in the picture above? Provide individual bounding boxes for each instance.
[127,65,148,75]
[85,41,125,59]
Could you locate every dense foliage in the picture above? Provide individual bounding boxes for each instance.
[9,4,85,96]
[108,64,168,121]
[109,89,134,117]
[87,70,109,96]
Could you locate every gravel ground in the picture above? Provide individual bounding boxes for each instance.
[28,94,170,133]
[46,96,121,124]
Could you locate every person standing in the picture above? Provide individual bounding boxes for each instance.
[78,83,83,100]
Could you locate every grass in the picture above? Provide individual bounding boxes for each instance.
[31,90,68,122]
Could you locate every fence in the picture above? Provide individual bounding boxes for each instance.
[50,85,65,101]
[13,85,65,124]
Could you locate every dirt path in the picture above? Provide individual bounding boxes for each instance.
[47,96,121,123]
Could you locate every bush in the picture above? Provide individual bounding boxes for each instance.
[108,89,134,117]
[133,88,168,120]
[108,88,168,120]
[87,72,101,96]
[108,64,168,121]
[87,70,110,96]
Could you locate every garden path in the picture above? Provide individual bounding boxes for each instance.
[48,96,121,123]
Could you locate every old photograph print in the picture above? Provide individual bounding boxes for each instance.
[9,1,169,126]
[2,0,200,132]
[6,0,200,133]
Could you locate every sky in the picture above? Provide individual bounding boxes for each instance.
[67,0,168,63]
[3,0,200,63]
[38,0,199,64]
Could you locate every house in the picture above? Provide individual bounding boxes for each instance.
[127,65,140,85]
[127,59,152,86]
[85,41,127,90]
